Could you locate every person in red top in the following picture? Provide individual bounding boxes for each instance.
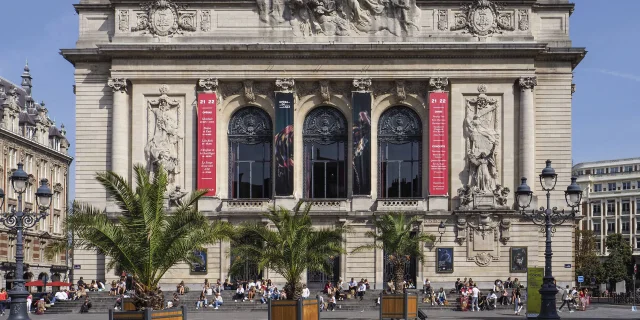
[0,288,8,316]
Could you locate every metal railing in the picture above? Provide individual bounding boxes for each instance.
[591,293,640,305]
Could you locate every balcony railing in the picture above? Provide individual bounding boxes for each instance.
[376,198,426,212]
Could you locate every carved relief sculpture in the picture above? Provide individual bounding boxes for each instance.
[108,78,128,93]
[198,78,218,92]
[276,78,295,92]
[119,10,130,32]
[500,219,511,243]
[243,80,256,104]
[458,85,508,209]
[518,9,529,31]
[429,77,449,92]
[168,186,188,207]
[455,216,467,244]
[1,87,20,130]
[450,0,514,37]
[319,80,331,104]
[201,10,211,32]
[256,0,421,37]
[437,9,448,31]
[466,213,501,266]
[518,77,537,92]
[133,0,195,37]
[395,80,406,102]
[145,85,182,185]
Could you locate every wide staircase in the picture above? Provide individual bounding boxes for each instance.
[45,288,542,314]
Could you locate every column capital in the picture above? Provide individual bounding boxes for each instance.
[518,77,537,91]
[198,78,219,92]
[352,78,372,92]
[429,77,449,92]
[275,78,295,92]
[107,78,128,93]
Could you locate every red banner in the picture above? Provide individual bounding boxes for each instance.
[429,92,449,196]
[197,93,217,196]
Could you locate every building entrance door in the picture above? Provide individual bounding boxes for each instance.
[307,257,340,289]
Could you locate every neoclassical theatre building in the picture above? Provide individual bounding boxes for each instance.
[64,0,585,289]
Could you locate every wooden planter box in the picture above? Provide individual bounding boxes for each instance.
[109,306,187,320]
[380,293,418,320]
[268,299,320,320]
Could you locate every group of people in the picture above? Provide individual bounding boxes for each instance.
[558,285,590,312]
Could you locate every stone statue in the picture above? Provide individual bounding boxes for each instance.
[458,85,508,209]
[168,186,188,207]
[145,85,182,184]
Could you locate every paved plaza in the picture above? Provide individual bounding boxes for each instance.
[35,305,640,320]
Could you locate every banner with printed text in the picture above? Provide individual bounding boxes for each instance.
[275,92,294,196]
[197,93,217,196]
[352,92,372,195]
[526,267,544,317]
[428,92,449,195]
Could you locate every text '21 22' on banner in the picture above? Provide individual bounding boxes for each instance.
[197,93,216,196]
[429,92,449,196]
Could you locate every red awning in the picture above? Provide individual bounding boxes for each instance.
[47,281,72,287]
[25,280,44,287]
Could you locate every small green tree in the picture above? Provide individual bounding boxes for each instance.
[231,204,347,300]
[575,229,604,284]
[47,165,233,310]
[603,233,633,284]
[354,213,435,294]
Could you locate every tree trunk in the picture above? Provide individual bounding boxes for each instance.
[132,281,165,310]
[285,281,303,300]
[393,259,405,294]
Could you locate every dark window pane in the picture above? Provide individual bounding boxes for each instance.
[338,161,346,198]
[251,162,265,198]
[386,161,400,198]
[326,162,338,198]
[239,143,267,161]
[237,162,251,198]
[400,163,413,197]
[412,161,420,197]
[313,162,325,198]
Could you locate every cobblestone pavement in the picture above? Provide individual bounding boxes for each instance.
[37,304,640,320]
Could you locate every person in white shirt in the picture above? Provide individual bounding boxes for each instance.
[328,295,337,311]
[348,278,358,293]
[249,281,256,289]
[488,291,498,308]
[317,295,325,311]
[471,285,480,312]
[233,286,245,302]
[302,285,310,299]
[213,292,223,310]
[54,290,68,301]
[357,282,366,301]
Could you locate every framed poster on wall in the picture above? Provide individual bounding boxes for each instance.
[191,250,207,274]
[510,247,528,273]
[436,247,454,273]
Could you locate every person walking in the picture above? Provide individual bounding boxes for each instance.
[471,284,480,311]
[558,285,575,313]
[0,288,8,316]
[514,289,523,315]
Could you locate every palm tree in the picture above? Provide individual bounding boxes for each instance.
[354,213,435,294]
[47,164,232,310]
[231,204,347,300]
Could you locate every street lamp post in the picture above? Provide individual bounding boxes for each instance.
[514,160,582,320]
[0,163,52,320]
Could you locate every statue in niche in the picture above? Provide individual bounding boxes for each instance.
[145,85,182,185]
[458,85,508,209]
[168,186,188,207]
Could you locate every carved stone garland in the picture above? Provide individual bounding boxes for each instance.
[276,78,295,92]
[198,78,219,92]
[450,0,515,37]
[353,78,372,93]
[457,85,508,210]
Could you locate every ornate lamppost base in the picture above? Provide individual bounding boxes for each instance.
[7,289,30,320]
[537,282,560,320]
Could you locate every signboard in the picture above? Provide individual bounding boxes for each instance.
[197,93,217,196]
[352,92,372,195]
[436,247,454,273]
[428,92,449,195]
[274,92,294,196]
[73,264,81,270]
[190,250,207,273]
[526,267,544,317]
[564,264,572,268]
[578,276,584,283]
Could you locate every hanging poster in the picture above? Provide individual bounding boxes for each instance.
[436,247,454,273]
[428,92,449,196]
[352,92,372,195]
[510,247,528,273]
[197,93,217,196]
[274,92,294,196]
[190,250,207,273]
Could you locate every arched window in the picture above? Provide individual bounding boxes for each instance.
[303,107,348,199]
[229,107,273,199]
[378,107,422,198]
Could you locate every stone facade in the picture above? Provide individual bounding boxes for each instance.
[573,158,640,259]
[64,0,584,290]
[0,65,73,288]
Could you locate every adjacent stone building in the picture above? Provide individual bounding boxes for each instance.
[0,65,73,289]
[63,0,585,289]
[573,158,640,257]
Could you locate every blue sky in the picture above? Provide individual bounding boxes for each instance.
[0,0,637,199]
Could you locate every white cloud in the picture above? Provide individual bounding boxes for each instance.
[583,68,640,82]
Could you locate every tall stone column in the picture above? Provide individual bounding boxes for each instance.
[108,78,130,179]
[518,77,537,185]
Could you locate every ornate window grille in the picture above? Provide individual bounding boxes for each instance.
[228,107,273,199]
[303,106,348,199]
[378,107,422,198]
